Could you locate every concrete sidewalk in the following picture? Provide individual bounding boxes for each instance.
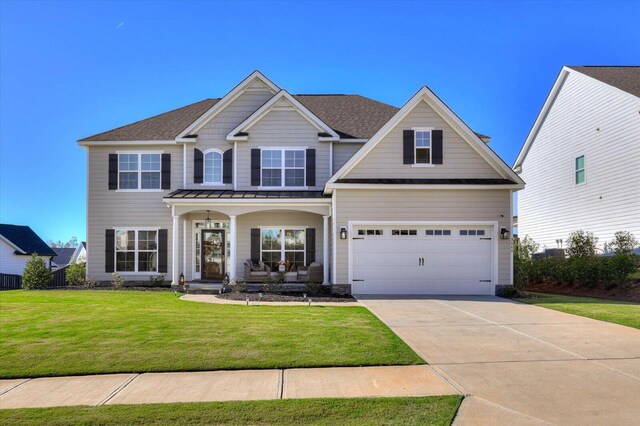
[0,365,457,409]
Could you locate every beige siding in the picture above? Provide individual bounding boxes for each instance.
[236,105,330,190]
[519,70,640,249]
[334,189,512,286]
[345,101,501,179]
[333,143,364,174]
[86,145,182,282]
[185,89,274,189]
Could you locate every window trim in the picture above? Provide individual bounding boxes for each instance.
[258,147,308,189]
[575,155,586,186]
[202,148,224,186]
[113,227,160,274]
[259,227,306,269]
[412,127,433,166]
[115,151,164,192]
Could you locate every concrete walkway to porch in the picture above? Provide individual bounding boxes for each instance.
[0,365,458,409]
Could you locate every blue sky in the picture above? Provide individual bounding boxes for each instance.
[1,0,638,242]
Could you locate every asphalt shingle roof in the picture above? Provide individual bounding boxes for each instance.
[0,224,56,256]
[568,66,640,98]
[52,247,76,266]
[80,93,490,142]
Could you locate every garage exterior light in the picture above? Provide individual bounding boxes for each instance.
[340,227,347,239]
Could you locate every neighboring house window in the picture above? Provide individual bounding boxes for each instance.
[261,149,305,187]
[118,153,161,190]
[260,228,305,270]
[203,149,223,184]
[115,229,158,272]
[575,155,585,185]
[415,130,432,164]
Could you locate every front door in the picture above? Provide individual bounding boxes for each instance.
[201,230,225,280]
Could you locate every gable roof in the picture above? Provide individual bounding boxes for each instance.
[326,86,524,190]
[513,66,640,171]
[0,224,56,256]
[52,247,76,266]
[227,90,340,141]
[567,66,640,98]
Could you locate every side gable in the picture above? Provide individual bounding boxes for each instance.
[327,86,524,188]
[227,91,339,141]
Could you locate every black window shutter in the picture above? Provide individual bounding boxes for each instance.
[432,130,443,164]
[250,228,260,261]
[108,154,118,190]
[306,228,316,265]
[306,149,316,187]
[105,229,115,273]
[158,229,168,273]
[194,149,203,184]
[161,154,171,190]
[223,149,233,184]
[403,130,414,164]
[251,149,261,186]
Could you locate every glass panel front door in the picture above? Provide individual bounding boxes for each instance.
[201,230,225,280]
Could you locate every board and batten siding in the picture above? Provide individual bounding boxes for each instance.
[333,189,512,287]
[236,101,330,190]
[518,70,640,249]
[185,87,274,189]
[345,100,501,179]
[333,143,364,174]
[0,240,51,275]
[86,144,182,281]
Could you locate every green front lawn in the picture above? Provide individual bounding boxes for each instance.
[0,396,463,425]
[517,293,640,329]
[0,291,423,378]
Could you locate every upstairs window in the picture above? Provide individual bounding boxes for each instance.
[415,130,432,164]
[118,153,161,190]
[575,155,585,185]
[204,149,223,184]
[261,149,305,187]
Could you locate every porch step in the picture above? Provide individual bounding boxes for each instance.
[186,283,224,295]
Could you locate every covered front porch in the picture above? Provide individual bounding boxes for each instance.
[163,190,333,286]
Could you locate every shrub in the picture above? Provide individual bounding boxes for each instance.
[111,272,125,289]
[85,275,97,288]
[566,230,598,258]
[262,275,282,293]
[149,274,166,287]
[304,281,327,296]
[22,254,53,289]
[608,231,638,255]
[65,262,86,286]
[513,236,539,290]
[230,278,247,293]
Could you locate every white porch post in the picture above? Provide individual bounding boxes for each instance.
[172,214,179,285]
[323,215,330,284]
[229,215,237,279]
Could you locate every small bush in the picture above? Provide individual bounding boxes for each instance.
[304,281,327,296]
[230,278,247,293]
[22,254,53,289]
[111,272,125,289]
[149,274,166,287]
[608,231,638,255]
[513,236,539,290]
[66,262,86,286]
[566,230,598,258]
[85,275,97,288]
[262,275,282,293]
[496,286,519,298]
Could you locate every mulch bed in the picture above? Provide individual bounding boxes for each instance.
[218,292,356,303]
[526,281,640,303]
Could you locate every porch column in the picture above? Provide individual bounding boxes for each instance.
[323,215,330,284]
[229,215,237,280]
[172,214,179,284]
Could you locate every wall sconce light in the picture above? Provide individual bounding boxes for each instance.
[179,273,185,286]
[340,227,347,239]
[205,210,212,229]
[500,228,510,240]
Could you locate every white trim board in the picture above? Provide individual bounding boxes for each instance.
[326,85,525,191]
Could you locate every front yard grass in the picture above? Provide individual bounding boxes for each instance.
[517,292,640,329]
[0,396,463,425]
[0,290,423,378]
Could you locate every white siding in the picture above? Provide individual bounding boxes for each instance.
[345,100,501,179]
[519,71,640,249]
[0,240,51,275]
[334,189,512,287]
[333,143,364,174]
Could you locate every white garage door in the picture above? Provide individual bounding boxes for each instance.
[351,225,494,295]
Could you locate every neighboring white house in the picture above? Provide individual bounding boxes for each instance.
[514,66,640,251]
[51,242,86,269]
[0,224,56,275]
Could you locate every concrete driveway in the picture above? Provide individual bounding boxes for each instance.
[358,296,640,426]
